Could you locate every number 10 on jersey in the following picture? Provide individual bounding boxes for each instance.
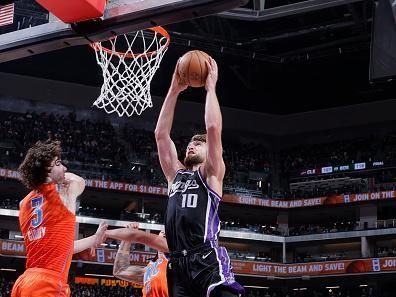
[181,194,198,208]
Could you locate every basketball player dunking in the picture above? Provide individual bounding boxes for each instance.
[11,140,107,297]
[155,58,244,297]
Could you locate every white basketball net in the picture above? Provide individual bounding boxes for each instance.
[91,28,169,117]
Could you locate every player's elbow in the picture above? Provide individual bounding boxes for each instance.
[154,128,167,141]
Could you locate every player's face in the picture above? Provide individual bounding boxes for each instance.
[184,140,206,167]
[48,157,67,183]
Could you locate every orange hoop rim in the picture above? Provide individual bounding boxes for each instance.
[90,26,170,59]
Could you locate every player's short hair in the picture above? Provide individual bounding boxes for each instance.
[190,134,207,143]
[18,140,62,190]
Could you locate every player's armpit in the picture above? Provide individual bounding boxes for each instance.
[205,125,225,178]
[64,173,85,199]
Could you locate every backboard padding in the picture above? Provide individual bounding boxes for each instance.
[0,0,248,63]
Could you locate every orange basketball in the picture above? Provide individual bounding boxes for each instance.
[178,50,211,87]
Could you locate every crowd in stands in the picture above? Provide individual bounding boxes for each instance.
[228,250,273,262]
[0,277,380,297]
[0,198,18,211]
[283,184,365,200]
[0,111,126,168]
[3,110,396,199]
[0,110,270,192]
[243,287,375,297]
[70,283,142,297]
[288,220,358,236]
[281,133,396,178]
[0,277,13,296]
[295,252,348,263]
[376,247,396,258]
[221,220,281,235]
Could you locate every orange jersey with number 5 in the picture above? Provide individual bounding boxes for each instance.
[19,183,75,282]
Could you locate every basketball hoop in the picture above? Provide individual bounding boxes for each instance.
[90,26,170,117]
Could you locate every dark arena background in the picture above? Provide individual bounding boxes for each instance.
[1,0,396,296]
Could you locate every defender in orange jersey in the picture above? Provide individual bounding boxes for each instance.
[113,223,168,297]
[12,140,107,297]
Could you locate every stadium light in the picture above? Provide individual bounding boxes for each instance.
[0,268,16,271]
[244,286,269,289]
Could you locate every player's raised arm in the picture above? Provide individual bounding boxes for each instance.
[155,60,187,183]
[202,58,225,196]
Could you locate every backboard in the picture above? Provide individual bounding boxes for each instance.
[0,0,248,63]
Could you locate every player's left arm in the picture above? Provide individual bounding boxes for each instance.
[202,58,226,197]
[73,221,108,254]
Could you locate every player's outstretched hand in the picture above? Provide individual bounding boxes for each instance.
[95,221,108,245]
[90,221,108,256]
[205,58,218,92]
[170,58,188,93]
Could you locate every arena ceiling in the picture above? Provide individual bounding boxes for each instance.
[0,0,396,114]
